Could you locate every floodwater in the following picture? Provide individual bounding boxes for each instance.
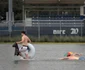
[0,43,85,70]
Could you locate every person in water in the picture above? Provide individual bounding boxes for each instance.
[59,52,85,60]
[16,31,31,59]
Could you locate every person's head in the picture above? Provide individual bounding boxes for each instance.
[21,31,26,36]
[67,52,73,57]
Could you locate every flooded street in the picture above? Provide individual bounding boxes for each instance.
[0,43,85,70]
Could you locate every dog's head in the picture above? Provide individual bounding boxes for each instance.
[12,43,20,56]
[12,43,18,48]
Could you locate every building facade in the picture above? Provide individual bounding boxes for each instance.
[24,0,85,20]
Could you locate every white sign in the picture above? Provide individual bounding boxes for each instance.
[70,28,79,34]
[53,28,79,35]
[53,30,66,34]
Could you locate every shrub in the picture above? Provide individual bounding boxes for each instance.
[0,35,85,43]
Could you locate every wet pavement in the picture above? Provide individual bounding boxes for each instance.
[0,43,85,70]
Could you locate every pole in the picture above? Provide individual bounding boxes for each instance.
[22,0,24,22]
[22,0,25,31]
[38,17,40,40]
[8,0,13,37]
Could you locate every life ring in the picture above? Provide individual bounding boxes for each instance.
[27,43,35,59]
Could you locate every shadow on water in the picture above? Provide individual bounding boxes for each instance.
[13,60,30,64]
[13,59,85,63]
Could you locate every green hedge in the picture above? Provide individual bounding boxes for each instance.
[0,36,85,43]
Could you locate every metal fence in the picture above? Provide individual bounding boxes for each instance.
[0,19,84,39]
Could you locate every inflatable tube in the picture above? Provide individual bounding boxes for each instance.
[27,43,35,59]
[17,43,35,59]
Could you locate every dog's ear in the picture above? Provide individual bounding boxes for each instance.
[12,42,17,47]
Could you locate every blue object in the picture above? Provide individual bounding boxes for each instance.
[79,57,85,60]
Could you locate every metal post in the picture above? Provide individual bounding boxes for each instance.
[22,0,25,31]
[81,21,83,37]
[38,17,40,40]
[60,17,63,42]
[8,0,13,37]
